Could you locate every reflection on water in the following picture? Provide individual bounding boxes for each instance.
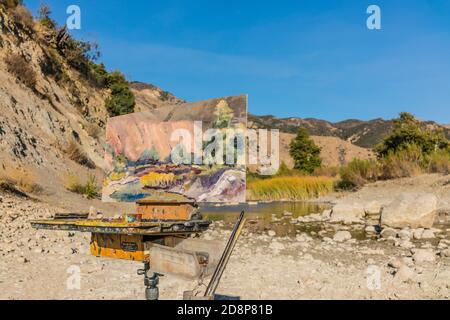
[200,201,332,237]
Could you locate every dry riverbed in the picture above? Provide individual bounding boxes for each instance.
[0,192,449,300]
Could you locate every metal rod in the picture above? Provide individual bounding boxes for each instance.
[204,211,246,297]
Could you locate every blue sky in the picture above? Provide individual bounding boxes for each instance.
[25,0,450,123]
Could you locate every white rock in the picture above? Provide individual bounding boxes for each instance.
[365,225,377,233]
[330,202,365,223]
[412,249,436,263]
[421,230,435,239]
[441,248,450,257]
[381,193,437,229]
[364,201,382,215]
[267,230,276,237]
[398,229,411,240]
[283,210,293,217]
[333,231,352,242]
[413,228,424,240]
[381,228,397,239]
[395,265,416,282]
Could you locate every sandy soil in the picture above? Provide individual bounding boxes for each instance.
[1,191,449,300]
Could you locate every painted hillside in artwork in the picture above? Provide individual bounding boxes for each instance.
[102,95,247,203]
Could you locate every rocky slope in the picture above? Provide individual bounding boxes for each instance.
[0,6,180,205]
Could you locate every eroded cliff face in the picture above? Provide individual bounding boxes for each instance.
[0,6,180,201]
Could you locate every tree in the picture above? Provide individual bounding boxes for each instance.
[376,112,449,157]
[213,100,233,128]
[105,71,135,116]
[289,127,322,174]
[138,146,160,164]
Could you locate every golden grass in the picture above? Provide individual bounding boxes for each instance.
[247,176,334,201]
[140,172,175,188]
[0,166,41,194]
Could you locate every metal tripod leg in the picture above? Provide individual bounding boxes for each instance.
[137,261,163,300]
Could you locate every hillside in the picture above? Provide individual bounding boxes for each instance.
[0,4,178,209]
[279,133,374,169]
[249,114,450,149]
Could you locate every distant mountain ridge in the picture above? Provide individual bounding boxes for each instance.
[248,114,450,148]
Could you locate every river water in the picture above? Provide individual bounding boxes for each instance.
[200,201,332,237]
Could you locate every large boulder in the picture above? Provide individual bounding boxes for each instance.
[381,193,438,229]
[330,202,365,223]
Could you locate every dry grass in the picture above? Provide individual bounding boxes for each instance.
[65,139,95,169]
[337,159,380,190]
[4,53,37,88]
[65,172,99,199]
[247,176,334,201]
[379,145,424,179]
[85,122,101,139]
[12,5,34,32]
[427,151,450,174]
[0,166,41,194]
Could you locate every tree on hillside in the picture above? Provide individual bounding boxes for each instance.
[289,127,322,174]
[376,112,449,157]
[105,71,135,117]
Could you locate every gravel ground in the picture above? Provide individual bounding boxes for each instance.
[0,193,449,300]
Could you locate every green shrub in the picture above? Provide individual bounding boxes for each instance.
[337,158,379,190]
[376,112,449,157]
[65,173,99,199]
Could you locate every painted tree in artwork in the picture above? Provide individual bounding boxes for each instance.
[213,100,234,129]
[139,145,160,164]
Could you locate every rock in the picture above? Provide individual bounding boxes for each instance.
[395,265,416,282]
[267,230,276,237]
[396,239,415,249]
[330,202,365,223]
[441,248,450,257]
[364,201,382,215]
[413,228,424,240]
[321,209,332,219]
[283,211,293,217]
[381,193,438,229]
[437,240,449,250]
[421,230,435,239]
[388,258,404,269]
[398,229,411,240]
[333,231,352,242]
[412,249,436,263]
[365,225,377,233]
[296,233,312,242]
[381,228,397,239]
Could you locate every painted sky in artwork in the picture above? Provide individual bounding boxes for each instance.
[102,95,247,203]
